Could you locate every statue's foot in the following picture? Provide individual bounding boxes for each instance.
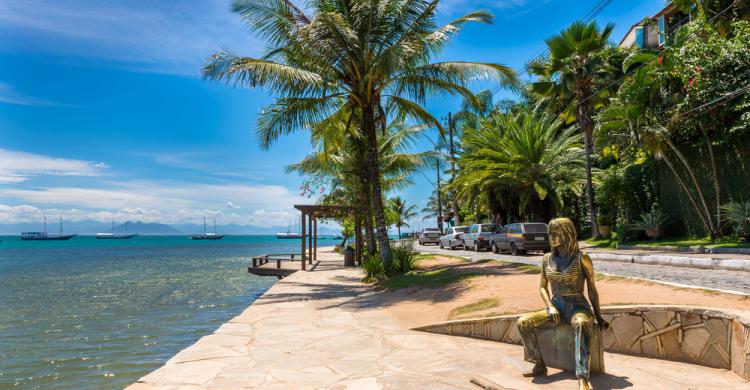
[522,363,547,377]
[578,377,591,390]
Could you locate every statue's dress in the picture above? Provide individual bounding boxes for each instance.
[516,251,595,379]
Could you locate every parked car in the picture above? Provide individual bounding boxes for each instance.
[418,227,442,245]
[462,223,498,251]
[489,222,550,255]
[439,226,469,249]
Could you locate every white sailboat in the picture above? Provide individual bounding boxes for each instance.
[21,216,77,241]
[276,219,302,239]
[97,221,138,239]
[192,217,225,240]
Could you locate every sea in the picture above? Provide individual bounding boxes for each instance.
[0,235,340,389]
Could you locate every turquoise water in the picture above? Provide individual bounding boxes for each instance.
[0,235,339,389]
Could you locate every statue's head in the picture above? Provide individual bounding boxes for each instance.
[548,217,578,256]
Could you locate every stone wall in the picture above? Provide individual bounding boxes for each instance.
[413,305,750,380]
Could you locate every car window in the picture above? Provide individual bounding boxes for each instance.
[455,227,468,233]
[470,225,478,233]
[501,226,510,233]
[479,224,497,232]
[523,223,547,233]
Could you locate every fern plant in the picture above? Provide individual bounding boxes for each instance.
[630,210,669,240]
[361,254,386,283]
[721,201,750,240]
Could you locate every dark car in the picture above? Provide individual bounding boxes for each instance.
[490,222,550,255]
[462,223,498,251]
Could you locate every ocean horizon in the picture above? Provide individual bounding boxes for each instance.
[0,235,340,389]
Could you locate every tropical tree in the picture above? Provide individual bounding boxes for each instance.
[203,0,516,266]
[388,196,418,239]
[449,108,584,222]
[529,21,621,238]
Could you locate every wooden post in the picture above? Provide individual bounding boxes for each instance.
[308,213,313,264]
[314,217,318,261]
[301,212,306,270]
[355,214,362,265]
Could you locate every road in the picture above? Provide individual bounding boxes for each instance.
[414,242,750,295]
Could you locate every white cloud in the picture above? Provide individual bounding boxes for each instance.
[0,180,310,226]
[0,0,263,75]
[0,82,65,107]
[0,149,109,183]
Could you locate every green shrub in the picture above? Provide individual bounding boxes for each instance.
[361,254,385,283]
[389,241,417,275]
[630,210,669,240]
[721,200,750,240]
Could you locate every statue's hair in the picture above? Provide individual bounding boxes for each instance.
[548,217,579,257]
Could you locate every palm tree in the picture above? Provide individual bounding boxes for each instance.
[529,21,619,238]
[388,196,418,239]
[449,108,584,221]
[203,0,517,266]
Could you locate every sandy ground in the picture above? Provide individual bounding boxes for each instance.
[383,255,750,328]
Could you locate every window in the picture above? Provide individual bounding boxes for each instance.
[635,26,644,48]
[455,227,468,233]
[658,15,666,46]
[511,224,523,234]
[523,223,547,233]
[500,226,510,234]
[480,224,497,232]
[470,225,478,233]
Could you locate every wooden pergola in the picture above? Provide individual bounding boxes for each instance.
[295,204,362,270]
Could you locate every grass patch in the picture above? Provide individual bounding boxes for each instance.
[382,268,478,289]
[449,298,500,318]
[585,236,750,249]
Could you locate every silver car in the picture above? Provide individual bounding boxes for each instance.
[462,223,498,251]
[439,226,469,249]
[418,228,442,245]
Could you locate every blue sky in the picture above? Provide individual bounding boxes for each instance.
[0,0,665,229]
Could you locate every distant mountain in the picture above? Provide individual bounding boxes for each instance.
[0,220,341,236]
[0,220,182,235]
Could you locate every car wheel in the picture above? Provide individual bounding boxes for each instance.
[492,242,499,254]
[419,239,423,245]
[448,240,453,250]
[439,241,444,249]
[462,241,467,250]
[510,242,518,256]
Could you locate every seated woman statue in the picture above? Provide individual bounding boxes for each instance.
[515,217,609,390]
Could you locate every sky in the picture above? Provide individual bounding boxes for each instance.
[0,0,666,231]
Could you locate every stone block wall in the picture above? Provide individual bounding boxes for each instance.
[414,305,750,380]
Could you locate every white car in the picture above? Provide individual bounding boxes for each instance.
[418,228,442,245]
[439,226,469,249]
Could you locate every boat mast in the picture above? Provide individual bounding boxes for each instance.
[112,220,115,234]
[203,216,207,235]
[44,214,48,234]
[213,217,217,234]
[59,216,63,236]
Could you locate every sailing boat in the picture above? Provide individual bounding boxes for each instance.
[97,221,138,239]
[21,216,78,241]
[276,219,302,239]
[192,217,225,240]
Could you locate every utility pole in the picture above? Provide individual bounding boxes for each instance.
[436,160,443,234]
[447,112,459,227]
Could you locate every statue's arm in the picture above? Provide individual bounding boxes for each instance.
[539,254,559,323]
[582,253,608,329]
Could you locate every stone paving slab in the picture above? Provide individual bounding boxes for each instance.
[129,249,749,389]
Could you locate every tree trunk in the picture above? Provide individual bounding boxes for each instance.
[665,138,716,238]
[397,226,401,240]
[358,181,377,253]
[701,124,721,236]
[662,156,714,236]
[363,104,392,266]
[578,102,600,239]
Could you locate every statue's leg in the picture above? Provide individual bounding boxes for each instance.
[571,311,594,379]
[516,310,549,367]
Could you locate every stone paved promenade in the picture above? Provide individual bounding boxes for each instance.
[129,249,748,389]
[416,243,750,295]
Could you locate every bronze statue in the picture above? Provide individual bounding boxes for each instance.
[515,218,609,390]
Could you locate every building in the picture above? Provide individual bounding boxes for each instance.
[619,3,694,49]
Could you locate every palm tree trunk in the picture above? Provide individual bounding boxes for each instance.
[359,183,377,252]
[363,104,392,266]
[578,102,600,239]
[700,124,721,235]
[661,156,713,235]
[665,139,716,238]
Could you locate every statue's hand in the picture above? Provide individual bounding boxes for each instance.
[547,306,560,325]
[596,317,610,331]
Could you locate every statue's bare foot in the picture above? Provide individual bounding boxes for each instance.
[578,378,591,390]
[522,363,547,377]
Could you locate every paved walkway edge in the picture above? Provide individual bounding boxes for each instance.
[589,252,750,272]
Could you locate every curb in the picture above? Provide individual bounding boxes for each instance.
[589,252,750,272]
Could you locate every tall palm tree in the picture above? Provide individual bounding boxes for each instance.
[529,21,619,238]
[388,196,418,239]
[449,108,584,221]
[203,0,516,266]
